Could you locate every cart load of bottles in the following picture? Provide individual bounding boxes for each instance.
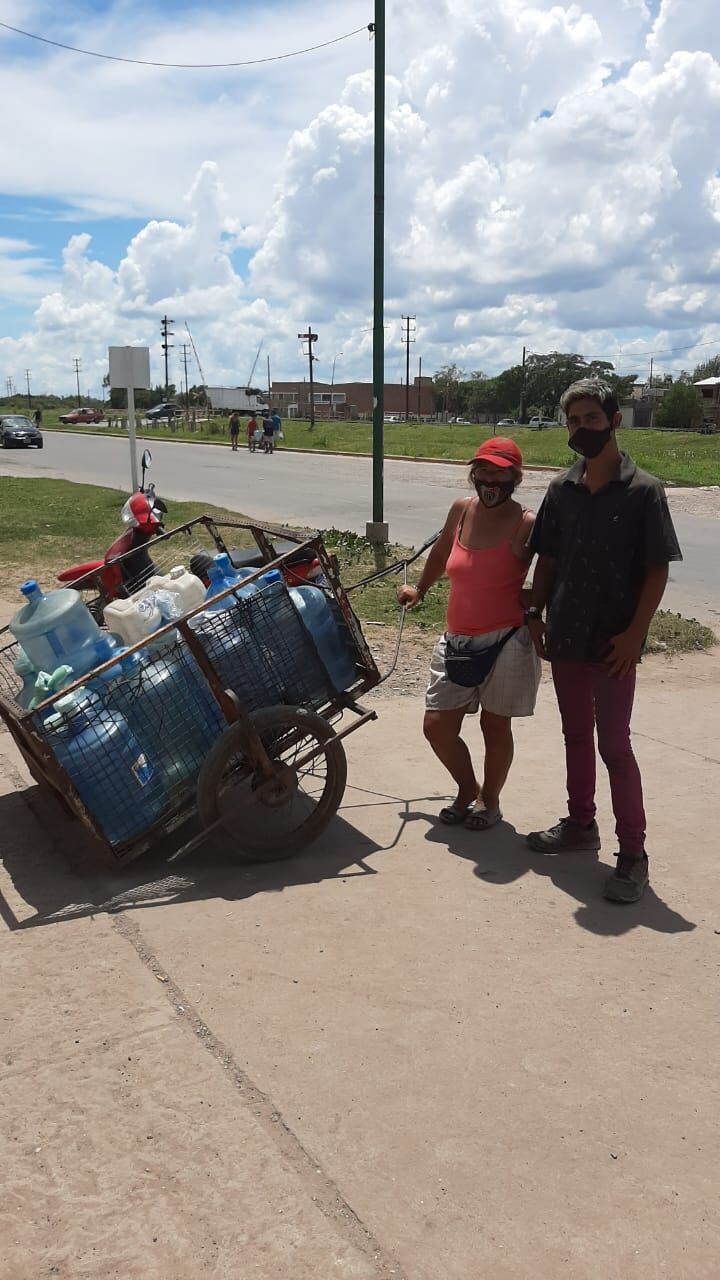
[9,554,358,847]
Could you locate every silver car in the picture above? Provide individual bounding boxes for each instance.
[1,415,44,448]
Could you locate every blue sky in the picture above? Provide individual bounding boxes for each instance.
[1,0,718,394]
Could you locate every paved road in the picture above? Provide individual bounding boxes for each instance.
[1,431,718,623]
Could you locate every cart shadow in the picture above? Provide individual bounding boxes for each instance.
[419,811,696,938]
[0,782,388,932]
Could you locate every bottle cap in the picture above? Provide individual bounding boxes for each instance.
[263,569,282,584]
[20,579,39,597]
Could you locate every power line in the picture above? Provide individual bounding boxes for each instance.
[401,314,416,421]
[0,19,370,70]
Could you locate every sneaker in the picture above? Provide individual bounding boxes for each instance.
[527,816,601,854]
[603,852,649,903]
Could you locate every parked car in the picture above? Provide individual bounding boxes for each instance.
[497,419,517,427]
[383,413,401,423]
[530,416,558,428]
[59,406,104,424]
[146,402,181,420]
[1,415,43,448]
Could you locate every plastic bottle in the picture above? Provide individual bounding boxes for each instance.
[143,565,207,615]
[286,578,357,692]
[10,580,102,679]
[204,554,258,613]
[14,647,37,710]
[103,593,164,646]
[89,634,225,794]
[42,690,167,846]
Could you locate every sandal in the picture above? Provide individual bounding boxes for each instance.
[438,802,476,826]
[464,806,502,831]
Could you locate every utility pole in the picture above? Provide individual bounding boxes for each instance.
[401,315,416,421]
[161,315,174,399]
[5,377,14,399]
[298,327,318,429]
[73,357,82,406]
[417,354,422,419]
[368,0,387,542]
[25,369,32,409]
[518,346,528,424]
[649,357,654,390]
[267,354,271,404]
[179,343,191,420]
[331,352,343,417]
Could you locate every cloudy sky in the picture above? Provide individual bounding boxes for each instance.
[0,0,718,396]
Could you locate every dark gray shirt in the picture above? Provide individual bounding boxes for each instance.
[530,453,682,663]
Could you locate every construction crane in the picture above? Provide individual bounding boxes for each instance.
[184,322,207,387]
[247,340,263,388]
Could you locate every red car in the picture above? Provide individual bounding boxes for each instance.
[59,407,105,424]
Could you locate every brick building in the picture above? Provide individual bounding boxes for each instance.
[694,377,720,430]
[270,376,436,420]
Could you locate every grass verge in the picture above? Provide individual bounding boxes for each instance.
[0,477,713,657]
[40,416,720,487]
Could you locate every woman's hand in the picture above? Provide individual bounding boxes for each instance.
[527,616,547,659]
[397,585,423,609]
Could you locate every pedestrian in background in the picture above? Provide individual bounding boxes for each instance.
[247,413,257,452]
[271,408,282,448]
[229,411,240,452]
[526,379,682,902]
[262,414,275,454]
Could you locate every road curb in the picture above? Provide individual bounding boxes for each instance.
[40,427,563,474]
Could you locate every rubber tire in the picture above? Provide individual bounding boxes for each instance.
[37,440,44,449]
[197,706,347,862]
[1,437,9,448]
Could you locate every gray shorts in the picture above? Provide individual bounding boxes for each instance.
[425,628,541,718]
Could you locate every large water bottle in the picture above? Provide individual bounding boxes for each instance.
[204,553,258,613]
[286,578,357,692]
[10,580,102,679]
[43,690,167,846]
[90,634,225,793]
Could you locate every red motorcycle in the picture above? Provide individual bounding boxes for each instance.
[57,451,167,599]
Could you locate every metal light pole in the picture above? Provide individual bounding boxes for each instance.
[331,351,343,416]
[368,0,387,543]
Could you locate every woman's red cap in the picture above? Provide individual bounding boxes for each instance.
[468,437,523,469]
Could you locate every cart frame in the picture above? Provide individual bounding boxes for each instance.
[0,517,381,865]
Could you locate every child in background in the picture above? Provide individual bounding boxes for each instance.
[247,414,257,452]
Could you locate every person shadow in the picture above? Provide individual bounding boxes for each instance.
[419,808,696,937]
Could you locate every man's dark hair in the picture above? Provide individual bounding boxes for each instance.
[560,378,620,424]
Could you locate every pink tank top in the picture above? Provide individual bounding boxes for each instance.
[446,505,528,636]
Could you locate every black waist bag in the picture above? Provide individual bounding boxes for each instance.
[444,628,518,687]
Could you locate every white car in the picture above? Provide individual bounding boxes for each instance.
[497,419,517,427]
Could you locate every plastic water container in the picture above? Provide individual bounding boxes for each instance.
[204,554,258,613]
[90,634,225,792]
[287,579,357,692]
[103,593,164,646]
[10,581,103,680]
[144,566,206,615]
[43,690,167,846]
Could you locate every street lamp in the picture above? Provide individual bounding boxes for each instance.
[331,351,343,418]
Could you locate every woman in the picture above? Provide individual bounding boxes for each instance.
[398,437,541,830]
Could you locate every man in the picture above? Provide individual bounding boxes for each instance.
[271,407,282,448]
[228,410,240,451]
[525,379,682,902]
[246,413,257,452]
[261,412,274,454]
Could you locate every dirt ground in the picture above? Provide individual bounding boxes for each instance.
[1,628,719,1278]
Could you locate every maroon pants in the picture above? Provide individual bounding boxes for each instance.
[551,661,646,854]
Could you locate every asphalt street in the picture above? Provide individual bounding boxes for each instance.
[1,430,718,624]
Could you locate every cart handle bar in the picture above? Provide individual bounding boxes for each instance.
[344,530,441,594]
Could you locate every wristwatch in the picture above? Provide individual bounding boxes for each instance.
[524,606,542,623]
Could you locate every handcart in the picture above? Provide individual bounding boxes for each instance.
[0,517,386,867]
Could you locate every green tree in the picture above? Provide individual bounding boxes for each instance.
[691,354,720,382]
[433,364,465,416]
[655,382,703,430]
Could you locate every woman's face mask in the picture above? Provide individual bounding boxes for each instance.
[474,478,515,508]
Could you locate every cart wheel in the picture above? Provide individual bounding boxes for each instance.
[196,706,347,861]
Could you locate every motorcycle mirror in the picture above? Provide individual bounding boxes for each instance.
[141,449,152,470]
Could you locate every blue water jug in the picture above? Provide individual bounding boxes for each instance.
[9,580,102,679]
[287,580,357,692]
[204,554,258,613]
[90,634,225,793]
[43,691,167,846]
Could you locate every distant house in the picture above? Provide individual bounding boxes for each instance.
[271,377,436,420]
[693,377,720,430]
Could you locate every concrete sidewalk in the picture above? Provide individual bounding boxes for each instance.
[1,652,718,1278]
